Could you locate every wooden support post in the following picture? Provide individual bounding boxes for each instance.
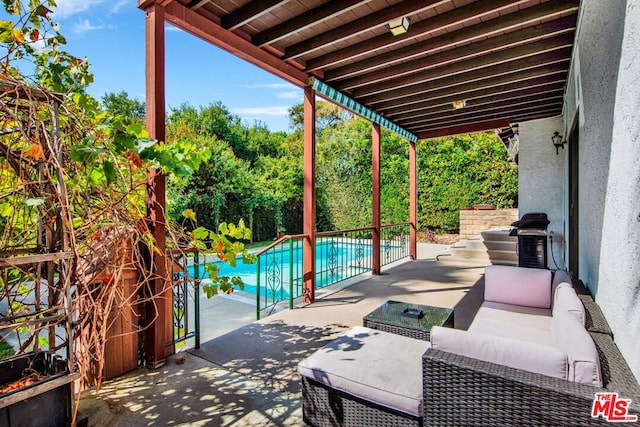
[372,123,381,274]
[303,86,316,303]
[409,141,417,260]
[144,4,172,368]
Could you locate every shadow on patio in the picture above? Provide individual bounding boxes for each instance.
[79,258,486,426]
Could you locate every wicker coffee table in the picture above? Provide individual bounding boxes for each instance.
[363,300,454,341]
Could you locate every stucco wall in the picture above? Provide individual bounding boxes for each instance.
[562,0,639,379]
[591,0,640,381]
[518,116,566,271]
[566,0,625,292]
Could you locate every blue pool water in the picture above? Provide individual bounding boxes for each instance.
[188,240,373,297]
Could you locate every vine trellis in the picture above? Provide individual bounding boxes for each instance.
[0,4,254,423]
[0,78,160,394]
[0,76,254,400]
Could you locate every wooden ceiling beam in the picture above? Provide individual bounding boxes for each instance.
[411,104,562,134]
[350,33,574,98]
[163,2,308,87]
[221,0,288,31]
[252,0,368,47]
[361,48,572,106]
[335,16,576,91]
[399,96,564,127]
[305,0,533,72]
[383,78,566,118]
[328,6,578,80]
[283,0,445,60]
[186,0,209,10]
[318,1,577,76]
[417,118,512,140]
[376,67,567,112]
[392,84,566,122]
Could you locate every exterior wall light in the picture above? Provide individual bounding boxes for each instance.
[388,17,410,36]
[452,100,466,109]
[551,131,566,155]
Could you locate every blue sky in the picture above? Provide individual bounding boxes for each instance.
[15,0,303,132]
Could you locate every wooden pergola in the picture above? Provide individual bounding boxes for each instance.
[137,0,579,366]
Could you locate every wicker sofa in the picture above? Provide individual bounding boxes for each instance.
[299,266,640,426]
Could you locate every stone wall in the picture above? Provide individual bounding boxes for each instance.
[459,208,518,241]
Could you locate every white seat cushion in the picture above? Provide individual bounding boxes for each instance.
[473,301,552,329]
[298,326,430,417]
[469,302,553,346]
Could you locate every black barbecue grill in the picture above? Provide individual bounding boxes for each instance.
[510,213,549,269]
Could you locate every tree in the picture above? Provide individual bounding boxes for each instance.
[316,116,372,229]
[101,91,145,121]
[417,133,517,233]
[288,100,352,132]
[166,104,254,230]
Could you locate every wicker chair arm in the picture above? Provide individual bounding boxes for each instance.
[422,348,640,426]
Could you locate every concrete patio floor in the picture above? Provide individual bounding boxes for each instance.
[78,245,487,426]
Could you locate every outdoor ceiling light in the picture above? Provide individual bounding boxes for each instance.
[551,131,566,155]
[388,17,410,36]
[452,99,466,109]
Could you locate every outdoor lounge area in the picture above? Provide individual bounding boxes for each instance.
[79,250,640,425]
[127,0,640,424]
[1,0,640,425]
[78,250,487,425]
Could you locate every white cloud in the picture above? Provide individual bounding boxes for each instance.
[277,91,301,99]
[54,0,130,18]
[233,106,291,116]
[73,19,115,35]
[54,0,107,18]
[110,0,129,14]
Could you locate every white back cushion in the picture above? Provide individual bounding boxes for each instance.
[485,265,553,308]
[552,311,602,387]
[553,285,586,326]
[430,326,568,381]
[552,270,572,297]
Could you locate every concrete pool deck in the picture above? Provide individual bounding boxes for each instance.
[78,244,487,426]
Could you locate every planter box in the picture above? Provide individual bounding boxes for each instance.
[0,352,78,427]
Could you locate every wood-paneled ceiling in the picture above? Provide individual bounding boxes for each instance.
[138,0,580,140]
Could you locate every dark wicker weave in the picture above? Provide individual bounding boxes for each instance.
[574,283,614,336]
[302,377,422,427]
[423,343,639,426]
[362,321,432,341]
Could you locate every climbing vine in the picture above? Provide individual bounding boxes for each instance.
[0,1,253,409]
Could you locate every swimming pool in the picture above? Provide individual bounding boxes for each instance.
[189,239,374,298]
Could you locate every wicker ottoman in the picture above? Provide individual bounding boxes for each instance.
[298,326,429,426]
